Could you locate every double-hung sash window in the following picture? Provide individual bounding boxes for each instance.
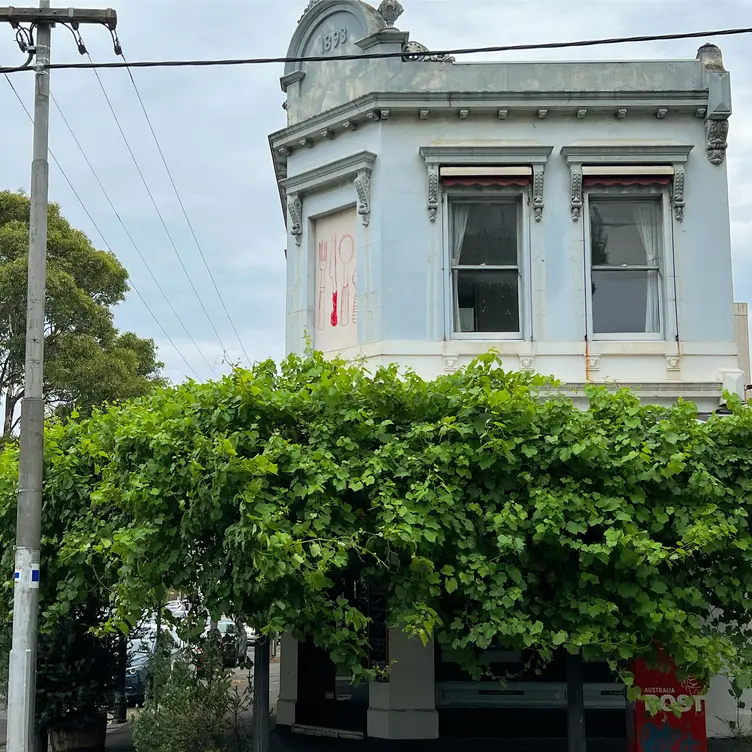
[451,200,522,335]
[588,194,664,336]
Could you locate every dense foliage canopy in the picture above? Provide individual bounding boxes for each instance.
[0,189,165,436]
[2,353,752,695]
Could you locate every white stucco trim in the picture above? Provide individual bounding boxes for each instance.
[279,150,377,196]
[421,142,554,166]
[561,142,694,164]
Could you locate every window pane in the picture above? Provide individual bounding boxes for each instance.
[589,200,662,267]
[453,203,518,266]
[456,270,519,333]
[592,270,661,334]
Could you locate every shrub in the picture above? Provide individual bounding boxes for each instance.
[131,644,251,752]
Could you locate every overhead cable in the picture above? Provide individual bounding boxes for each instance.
[49,89,217,379]
[2,72,202,381]
[85,54,228,371]
[119,52,253,366]
[2,25,752,74]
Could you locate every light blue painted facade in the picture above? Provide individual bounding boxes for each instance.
[272,1,746,740]
[272,0,739,412]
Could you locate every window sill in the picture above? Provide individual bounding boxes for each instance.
[452,332,524,341]
[590,333,664,342]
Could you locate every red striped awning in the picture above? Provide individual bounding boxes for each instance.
[583,176,672,187]
[442,177,531,187]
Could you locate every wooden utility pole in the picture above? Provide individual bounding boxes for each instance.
[0,6,117,750]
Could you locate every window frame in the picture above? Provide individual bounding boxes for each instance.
[442,186,532,341]
[583,184,674,341]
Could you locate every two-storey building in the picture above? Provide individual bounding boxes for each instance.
[269,0,746,741]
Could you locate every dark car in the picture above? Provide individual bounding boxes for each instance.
[125,626,181,707]
[196,618,248,671]
[218,619,247,668]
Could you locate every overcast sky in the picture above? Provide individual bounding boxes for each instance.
[2,0,751,384]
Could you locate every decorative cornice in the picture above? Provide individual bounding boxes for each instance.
[271,90,710,153]
[561,142,694,164]
[354,169,372,226]
[706,118,729,165]
[420,143,554,166]
[279,150,377,196]
[418,143,553,223]
[562,143,694,223]
[288,195,303,247]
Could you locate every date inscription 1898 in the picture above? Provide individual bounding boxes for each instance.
[315,28,348,54]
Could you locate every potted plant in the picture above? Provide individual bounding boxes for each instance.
[36,602,119,752]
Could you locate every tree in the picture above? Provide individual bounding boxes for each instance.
[3,354,752,704]
[0,189,165,436]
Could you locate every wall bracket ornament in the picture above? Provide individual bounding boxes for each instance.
[570,164,583,222]
[706,118,730,165]
[532,165,545,222]
[354,170,372,227]
[671,164,686,222]
[288,194,303,247]
[427,164,439,222]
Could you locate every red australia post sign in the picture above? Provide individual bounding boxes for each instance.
[631,658,707,752]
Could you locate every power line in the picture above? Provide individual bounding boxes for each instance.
[119,52,253,367]
[3,71,202,381]
[2,25,752,74]
[84,54,229,371]
[47,91,217,380]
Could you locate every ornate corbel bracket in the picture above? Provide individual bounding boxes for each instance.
[532,164,545,222]
[570,164,583,222]
[706,118,730,165]
[288,194,303,247]
[672,164,686,222]
[354,169,372,227]
[427,164,439,223]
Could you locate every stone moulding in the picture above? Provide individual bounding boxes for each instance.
[419,143,554,223]
[288,194,303,247]
[560,143,694,222]
[706,118,730,165]
[280,151,377,237]
[672,165,686,222]
[279,150,377,196]
[354,170,372,226]
[570,164,583,222]
[532,165,545,223]
[427,165,439,223]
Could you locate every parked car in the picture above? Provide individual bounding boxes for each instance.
[196,617,247,670]
[125,625,183,707]
[217,618,247,668]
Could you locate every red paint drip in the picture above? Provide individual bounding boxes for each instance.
[331,292,338,327]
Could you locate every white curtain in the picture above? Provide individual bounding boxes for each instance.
[452,205,471,330]
[633,203,661,333]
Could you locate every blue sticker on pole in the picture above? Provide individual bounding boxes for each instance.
[30,567,40,589]
[14,570,20,583]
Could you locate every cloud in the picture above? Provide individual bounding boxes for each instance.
[2,0,751,385]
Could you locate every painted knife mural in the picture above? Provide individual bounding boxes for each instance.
[314,208,358,353]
